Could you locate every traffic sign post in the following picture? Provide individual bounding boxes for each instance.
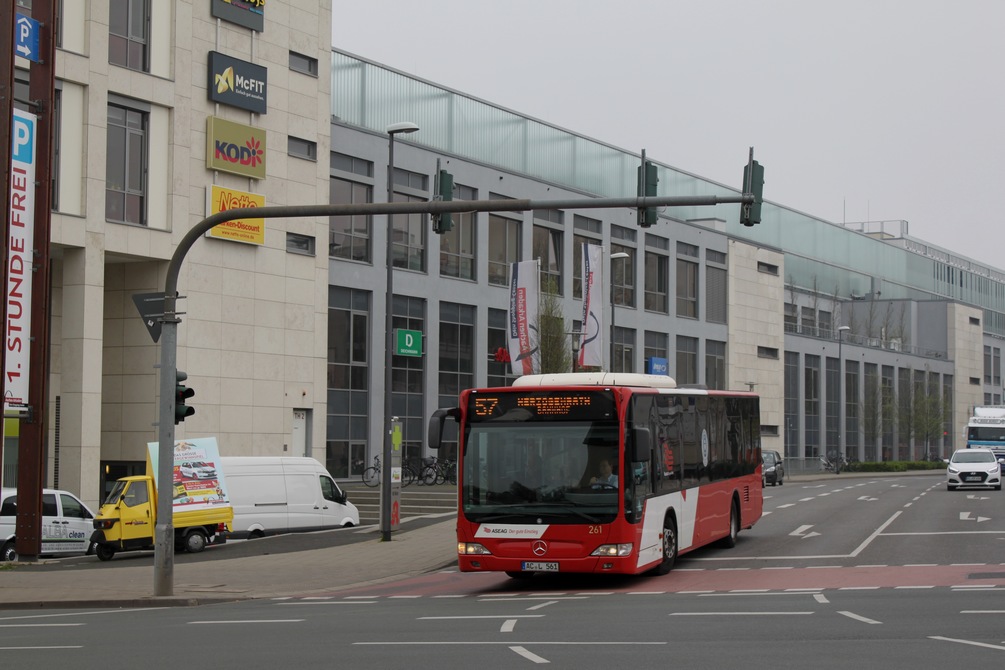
[14,13,41,63]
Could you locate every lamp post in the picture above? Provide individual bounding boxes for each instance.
[382,121,419,542]
[837,325,851,467]
[609,252,629,372]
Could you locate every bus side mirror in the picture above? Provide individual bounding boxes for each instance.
[427,407,460,450]
[632,427,651,463]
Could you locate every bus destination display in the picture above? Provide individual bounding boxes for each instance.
[468,390,615,422]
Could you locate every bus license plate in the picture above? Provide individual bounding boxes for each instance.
[522,561,559,572]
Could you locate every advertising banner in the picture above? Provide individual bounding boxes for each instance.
[206,184,265,245]
[207,51,268,114]
[5,109,37,410]
[147,437,231,511]
[578,243,605,369]
[206,116,266,179]
[508,259,539,376]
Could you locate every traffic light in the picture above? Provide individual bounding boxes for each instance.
[174,370,195,424]
[432,169,454,234]
[637,160,658,227]
[740,158,764,226]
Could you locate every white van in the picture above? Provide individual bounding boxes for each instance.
[220,457,359,538]
[1,487,96,561]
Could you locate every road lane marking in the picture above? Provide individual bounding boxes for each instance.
[930,636,1005,651]
[0,646,83,650]
[527,601,558,611]
[849,511,901,557]
[838,611,881,624]
[188,619,304,624]
[510,645,549,663]
[0,623,84,627]
[814,594,830,604]
[501,619,518,633]
[669,611,813,616]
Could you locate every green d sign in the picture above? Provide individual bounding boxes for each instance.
[395,329,423,356]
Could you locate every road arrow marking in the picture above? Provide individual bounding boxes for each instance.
[790,525,821,539]
[858,496,878,501]
[960,512,991,523]
[966,494,990,501]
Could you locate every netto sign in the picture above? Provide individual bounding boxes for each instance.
[208,51,268,114]
[206,116,266,179]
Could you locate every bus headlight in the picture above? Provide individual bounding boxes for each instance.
[591,543,633,557]
[458,542,492,556]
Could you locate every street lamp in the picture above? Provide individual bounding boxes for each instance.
[837,325,851,466]
[610,252,629,372]
[382,121,419,542]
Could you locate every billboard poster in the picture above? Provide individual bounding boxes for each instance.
[5,109,37,410]
[147,437,231,511]
[206,116,266,179]
[578,243,605,369]
[206,184,265,245]
[507,259,539,376]
[210,0,265,32]
[207,51,268,114]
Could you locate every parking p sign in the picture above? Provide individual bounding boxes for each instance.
[395,329,422,357]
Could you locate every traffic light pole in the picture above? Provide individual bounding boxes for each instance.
[150,189,755,595]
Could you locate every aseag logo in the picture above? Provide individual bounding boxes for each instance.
[206,116,266,179]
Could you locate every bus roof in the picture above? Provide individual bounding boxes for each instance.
[512,372,679,389]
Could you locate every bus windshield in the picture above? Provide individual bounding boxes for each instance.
[968,426,1005,442]
[461,421,620,524]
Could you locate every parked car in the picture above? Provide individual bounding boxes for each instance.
[946,448,1002,491]
[1,488,96,561]
[762,450,785,486]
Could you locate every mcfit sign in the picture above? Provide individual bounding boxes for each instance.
[208,51,268,114]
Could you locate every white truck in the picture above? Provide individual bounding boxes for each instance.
[966,406,1005,468]
[221,457,359,538]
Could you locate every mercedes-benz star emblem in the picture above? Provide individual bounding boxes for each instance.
[532,540,548,557]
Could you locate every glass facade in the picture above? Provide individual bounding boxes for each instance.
[332,50,1005,335]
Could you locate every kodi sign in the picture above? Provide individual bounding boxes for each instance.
[206,116,266,179]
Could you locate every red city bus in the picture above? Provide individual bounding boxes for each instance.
[428,372,762,577]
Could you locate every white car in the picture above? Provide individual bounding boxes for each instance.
[946,448,1002,491]
[1,488,97,561]
[178,461,217,480]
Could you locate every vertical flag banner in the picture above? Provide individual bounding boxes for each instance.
[5,109,38,410]
[508,260,539,375]
[578,244,604,368]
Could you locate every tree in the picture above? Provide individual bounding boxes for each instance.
[533,276,572,374]
[913,382,945,460]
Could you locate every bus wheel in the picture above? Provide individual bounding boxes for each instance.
[720,501,740,548]
[652,517,678,575]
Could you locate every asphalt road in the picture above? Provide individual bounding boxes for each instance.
[3,474,1003,668]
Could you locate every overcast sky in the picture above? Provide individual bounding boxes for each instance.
[332,0,1005,269]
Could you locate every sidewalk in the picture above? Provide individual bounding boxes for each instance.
[0,517,457,610]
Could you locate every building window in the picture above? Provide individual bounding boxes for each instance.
[438,303,476,443]
[845,360,859,456]
[286,232,315,256]
[108,0,149,72]
[784,303,797,332]
[644,250,669,313]
[705,340,726,390]
[706,266,727,324]
[533,216,563,294]
[676,259,698,319]
[488,308,518,388]
[289,51,319,76]
[392,295,426,466]
[757,261,779,275]
[758,346,779,359]
[288,136,317,161]
[676,336,698,385]
[801,306,817,336]
[826,357,840,452]
[985,345,992,384]
[329,177,372,262]
[610,244,634,309]
[105,102,147,226]
[391,192,427,272]
[805,355,821,456]
[644,330,668,373]
[784,351,799,458]
[439,182,476,280]
[488,214,521,287]
[327,287,370,478]
[818,310,832,338]
[613,327,635,373]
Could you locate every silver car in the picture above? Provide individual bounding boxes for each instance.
[946,448,1002,491]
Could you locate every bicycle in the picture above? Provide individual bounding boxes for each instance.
[361,454,415,487]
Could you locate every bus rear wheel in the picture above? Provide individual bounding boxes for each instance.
[652,517,678,575]
[720,501,740,548]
